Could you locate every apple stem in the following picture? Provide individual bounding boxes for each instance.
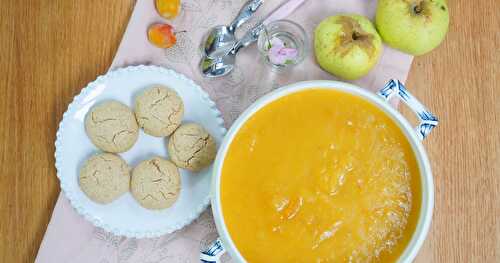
[174,30,187,34]
[352,32,360,41]
[414,5,422,14]
[413,1,424,15]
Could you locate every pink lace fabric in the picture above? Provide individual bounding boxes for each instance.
[36,1,413,262]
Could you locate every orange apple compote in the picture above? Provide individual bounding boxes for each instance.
[221,89,421,262]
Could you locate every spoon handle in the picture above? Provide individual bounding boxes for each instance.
[228,0,264,32]
[232,0,307,53]
[232,23,265,54]
[263,0,306,25]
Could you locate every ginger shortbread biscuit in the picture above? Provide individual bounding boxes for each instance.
[85,100,139,153]
[131,157,181,210]
[135,86,184,137]
[79,153,130,204]
[167,123,216,172]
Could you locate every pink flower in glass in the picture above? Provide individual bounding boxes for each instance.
[267,37,298,65]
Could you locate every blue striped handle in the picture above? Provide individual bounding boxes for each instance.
[378,79,438,140]
[200,238,226,263]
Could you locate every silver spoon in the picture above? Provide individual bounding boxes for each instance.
[200,0,306,78]
[202,0,264,59]
[201,24,264,78]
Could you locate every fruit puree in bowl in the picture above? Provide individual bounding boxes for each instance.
[220,89,421,262]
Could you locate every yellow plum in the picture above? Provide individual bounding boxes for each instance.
[155,0,181,19]
[148,23,176,48]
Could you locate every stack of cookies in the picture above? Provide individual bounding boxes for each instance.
[79,85,217,210]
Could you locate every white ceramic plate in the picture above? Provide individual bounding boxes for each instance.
[55,65,226,238]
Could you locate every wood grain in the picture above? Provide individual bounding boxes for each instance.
[0,0,498,262]
[407,1,500,262]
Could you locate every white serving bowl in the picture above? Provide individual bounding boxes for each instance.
[202,79,438,263]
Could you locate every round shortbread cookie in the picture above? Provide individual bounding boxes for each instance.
[79,153,130,204]
[85,100,139,153]
[134,86,184,137]
[131,157,181,210]
[167,123,216,172]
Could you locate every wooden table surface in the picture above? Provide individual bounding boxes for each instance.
[0,0,498,262]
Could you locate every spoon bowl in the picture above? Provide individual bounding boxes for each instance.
[202,26,237,59]
[201,24,264,78]
[202,0,263,58]
[200,53,236,78]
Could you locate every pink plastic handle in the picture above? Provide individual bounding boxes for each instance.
[263,0,307,25]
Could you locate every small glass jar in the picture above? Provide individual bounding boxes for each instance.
[257,19,308,71]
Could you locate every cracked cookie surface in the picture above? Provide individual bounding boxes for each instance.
[79,153,130,204]
[131,157,181,210]
[134,86,184,137]
[167,123,216,172]
[85,100,139,153]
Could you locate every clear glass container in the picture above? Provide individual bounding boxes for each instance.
[257,20,308,71]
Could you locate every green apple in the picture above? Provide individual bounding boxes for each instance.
[314,14,383,80]
[376,0,449,55]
